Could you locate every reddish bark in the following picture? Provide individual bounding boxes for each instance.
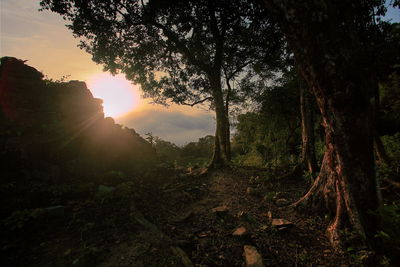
[262,0,381,250]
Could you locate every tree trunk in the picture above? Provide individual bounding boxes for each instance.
[225,78,232,161]
[300,85,318,174]
[209,74,230,168]
[262,0,381,250]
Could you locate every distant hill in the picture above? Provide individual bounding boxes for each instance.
[0,57,156,186]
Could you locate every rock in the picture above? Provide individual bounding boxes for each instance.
[271,218,293,228]
[44,205,65,218]
[243,245,264,267]
[212,205,229,214]
[233,227,247,236]
[275,198,289,206]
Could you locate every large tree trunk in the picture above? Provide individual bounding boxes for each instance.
[225,78,232,161]
[300,84,318,174]
[209,74,231,168]
[262,0,381,250]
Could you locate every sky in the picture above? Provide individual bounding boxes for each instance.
[1,1,399,144]
[0,0,215,145]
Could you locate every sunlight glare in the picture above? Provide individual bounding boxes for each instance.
[87,73,140,118]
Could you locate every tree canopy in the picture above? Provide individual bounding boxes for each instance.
[40,0,285,167]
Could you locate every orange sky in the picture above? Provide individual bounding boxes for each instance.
[1,0,214,145]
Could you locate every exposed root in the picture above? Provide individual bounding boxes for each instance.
[290,174,324,209]
[326,180,344,251]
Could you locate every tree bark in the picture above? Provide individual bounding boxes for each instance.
[225,77,233,161]
[209,74,231,168]
[262,0,381,250]
[300,85,318,175]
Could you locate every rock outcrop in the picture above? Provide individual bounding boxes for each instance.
[0,57,155,183]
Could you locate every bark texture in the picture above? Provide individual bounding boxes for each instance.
[300,85,318,175]
[262,0,381,250]
[209,74,231,168]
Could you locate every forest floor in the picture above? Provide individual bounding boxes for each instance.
[2,166,357,266]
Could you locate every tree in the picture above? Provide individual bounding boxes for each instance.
[299,79,318,175]
[261,0,392,251]
[232,71,302,167]
[40,0,283,168]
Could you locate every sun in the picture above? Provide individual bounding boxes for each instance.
[87,73,140,118]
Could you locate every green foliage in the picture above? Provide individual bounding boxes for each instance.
[379,65,400,135]
[234,151,265,167]
[382,133,400,171]
[151,135,214,168]
[154,137,181,164]
[232,71,304,166]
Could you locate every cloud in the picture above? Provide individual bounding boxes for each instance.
[116,110,215,145]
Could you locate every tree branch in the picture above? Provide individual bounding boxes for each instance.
[181,97,213,107]
[150,21,210,73]
[207,1,224,72]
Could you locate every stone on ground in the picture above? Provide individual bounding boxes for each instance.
[232,226,247,236]
[271,218,293,228]
[211,205,228,213]
[243,245,264,267]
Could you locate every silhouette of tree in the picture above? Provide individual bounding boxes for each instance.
[40,0,284,168]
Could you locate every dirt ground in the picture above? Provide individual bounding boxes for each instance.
[2,166,356,266]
